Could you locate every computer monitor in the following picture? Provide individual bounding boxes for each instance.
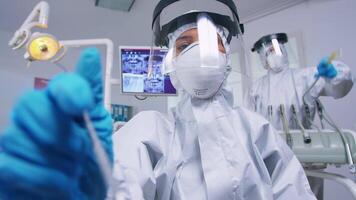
[119,46,177,95]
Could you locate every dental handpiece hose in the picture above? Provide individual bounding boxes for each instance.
[317,101,355,174]
[302,51,355,173]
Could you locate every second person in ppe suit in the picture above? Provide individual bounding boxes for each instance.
[245,33,353,130]
[111,1,316,199]
[244,33,353,199]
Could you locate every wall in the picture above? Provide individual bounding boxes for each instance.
[243,0,356,199]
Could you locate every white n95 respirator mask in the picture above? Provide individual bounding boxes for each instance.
[256,38,289,73]
[171,43,229,99]
[266,53,288,73]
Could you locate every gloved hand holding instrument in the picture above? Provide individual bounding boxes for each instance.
[0,48,113,199]
[315,51,338,79]
[302,50,355,174]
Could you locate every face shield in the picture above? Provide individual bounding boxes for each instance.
[150,0,251,101]
[252,33,290,73]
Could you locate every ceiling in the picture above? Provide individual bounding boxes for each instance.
[0,0,307,46]
[237,0,307,22]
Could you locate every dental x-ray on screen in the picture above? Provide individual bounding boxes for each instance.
[120,46,176,95]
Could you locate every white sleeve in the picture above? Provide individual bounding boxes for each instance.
[255,122,317,199]
[109,112,161,200]
[305,60,353,99]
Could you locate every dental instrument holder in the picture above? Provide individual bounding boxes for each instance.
[279,104,293,148]
[291,104,311,143]
[300,51,356,174]
[279,128,356,198]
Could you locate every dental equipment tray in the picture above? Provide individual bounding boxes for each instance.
[278,129,356,164]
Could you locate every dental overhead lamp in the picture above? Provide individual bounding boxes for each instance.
[8,1,116,111]
[8,1,63,62]
[26,33,61,61]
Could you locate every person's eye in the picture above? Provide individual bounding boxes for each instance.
[176,43,190,54]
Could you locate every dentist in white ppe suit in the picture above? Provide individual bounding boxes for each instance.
[244,33,353,200]
[111,1,316,199]
[245,33,353,130]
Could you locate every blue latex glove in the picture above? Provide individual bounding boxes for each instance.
[315,57,337,79]
[0,48,113,200]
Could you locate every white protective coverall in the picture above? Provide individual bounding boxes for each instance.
[245,62,353,130]
[110,88,316,200]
